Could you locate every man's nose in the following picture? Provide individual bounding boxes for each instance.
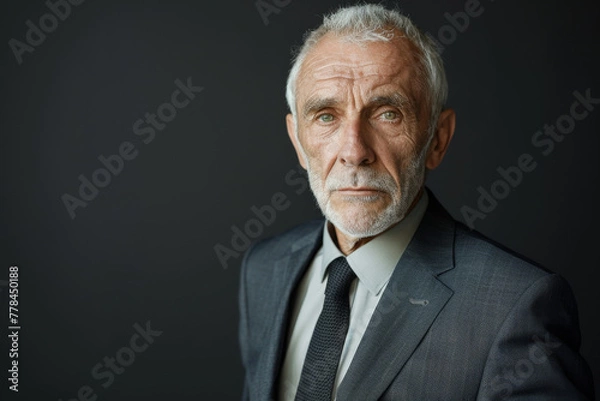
[337,118,375,167]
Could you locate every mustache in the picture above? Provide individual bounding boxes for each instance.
[325,169,397,192]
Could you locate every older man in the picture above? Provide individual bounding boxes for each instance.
[239,4,594,401]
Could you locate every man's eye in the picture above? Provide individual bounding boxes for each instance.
[317,113,334,123]
[381,111,399,121]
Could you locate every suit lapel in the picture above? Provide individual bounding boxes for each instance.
[337,194,456,400]
[255,222,324,401]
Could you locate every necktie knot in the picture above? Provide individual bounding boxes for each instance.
[325,257,356,299]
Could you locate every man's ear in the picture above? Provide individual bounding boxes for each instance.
[286,113,307,169]
[425,108,456,170]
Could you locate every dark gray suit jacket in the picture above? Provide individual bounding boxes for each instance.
[239,192,594,400]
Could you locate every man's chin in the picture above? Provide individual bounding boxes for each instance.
[326,209,399,239]
[330,220,389,239]
[327,197,389,217]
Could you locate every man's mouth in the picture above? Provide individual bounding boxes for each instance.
[334,187,384,195]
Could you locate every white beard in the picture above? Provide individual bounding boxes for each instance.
[305,143,428,239]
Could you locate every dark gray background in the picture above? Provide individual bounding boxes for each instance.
[1,0,598,399]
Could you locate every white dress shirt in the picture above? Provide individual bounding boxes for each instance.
[278,191,429,400]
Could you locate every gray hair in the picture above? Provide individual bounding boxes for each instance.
[285,4,448,136]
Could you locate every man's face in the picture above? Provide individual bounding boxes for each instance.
[287,32,439,239]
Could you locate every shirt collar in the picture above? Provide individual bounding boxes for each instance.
[320,190,429,295]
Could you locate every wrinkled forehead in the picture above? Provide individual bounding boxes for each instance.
[295,31,427,111]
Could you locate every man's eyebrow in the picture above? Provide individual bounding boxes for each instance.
[368,93,409,108]
[301,93,410,118]
[302,97,339,118]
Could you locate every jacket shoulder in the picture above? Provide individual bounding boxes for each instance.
[243,219,324,266]
[449,220,554,289]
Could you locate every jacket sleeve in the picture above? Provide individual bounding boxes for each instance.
[239,241,258,401]
[476,274,595,400]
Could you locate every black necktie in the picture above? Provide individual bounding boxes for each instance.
[295,256,357,401]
